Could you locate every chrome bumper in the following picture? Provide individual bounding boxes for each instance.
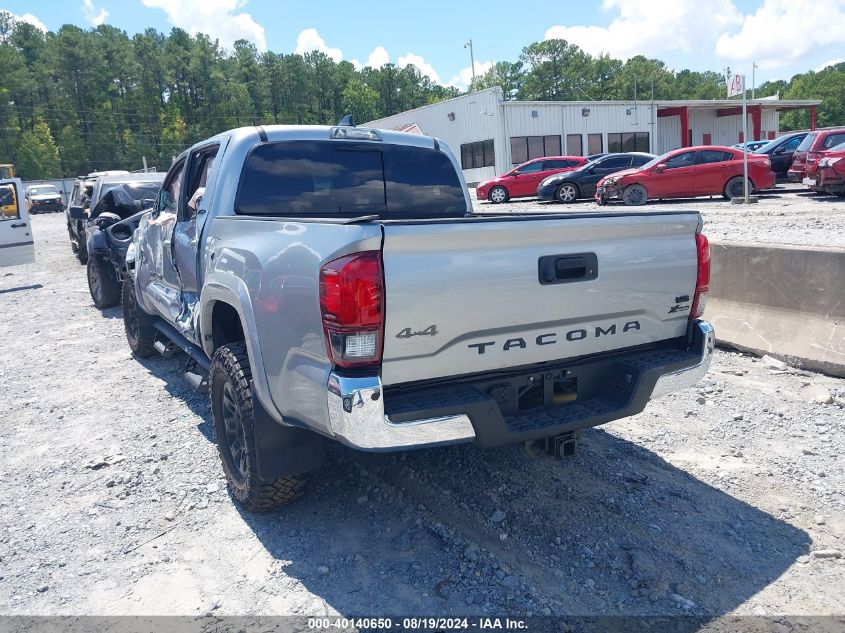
[325,321,714,450]
[326,373,476,451]
[651,321,715,398]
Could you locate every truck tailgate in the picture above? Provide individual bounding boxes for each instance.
[380,212,700,386]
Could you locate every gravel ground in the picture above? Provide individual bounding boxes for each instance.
[471,184,845,248]
[1,213,843,618]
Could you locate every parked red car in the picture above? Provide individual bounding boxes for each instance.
[787,128,845,184]
[815,148,845,197]
[476,156,588,203]
[596,146,775,205]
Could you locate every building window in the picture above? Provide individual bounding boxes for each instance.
[510,135,561,165]
[607,132,650,153]
[587,134,602,155]
[566,134,583,156]
[460,139,495,170]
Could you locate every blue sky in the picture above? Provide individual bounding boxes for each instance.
[4,0,845,88]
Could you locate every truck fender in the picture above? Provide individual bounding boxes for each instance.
[199,275,282,426]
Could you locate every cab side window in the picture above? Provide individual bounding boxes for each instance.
[183,145,219,220]
[160,162,185,215]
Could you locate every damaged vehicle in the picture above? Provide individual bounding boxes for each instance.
[122,122,714,512]
[85,180,162,309]
[66,170,130,263]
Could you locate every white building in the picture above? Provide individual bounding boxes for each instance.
[365,87,821,184]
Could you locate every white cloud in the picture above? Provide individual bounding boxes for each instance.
[351,46,390,70]
[142,0,266,51]
[815,58,844,72]
[545,0,742,60]
[81,0,108,26]
[446,59,494,89]
[716,0,845,69]
[2,10,48,31]
[294,28,342,61]
[397,53,441,83]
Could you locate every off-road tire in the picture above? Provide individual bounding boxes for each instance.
[724,176,753,199]
[210,342,308,512]
[87,255,121,309]
[622,183,648,206]
[76,224,89,265]
[122,272,157,357]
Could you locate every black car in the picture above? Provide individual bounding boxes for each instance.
[537,152,656,203]
[753,131,808,178]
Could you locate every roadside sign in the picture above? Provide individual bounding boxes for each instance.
[728,74,745,98]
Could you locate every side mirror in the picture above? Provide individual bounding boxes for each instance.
[654,164,667,173]
[69,205,86,220]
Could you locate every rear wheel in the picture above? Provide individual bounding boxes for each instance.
[556,182,579,203]
[622,184,648,206]
[724,176,752,199]
[210,342,308,512]
[122,272,157,357]
[87,255,121,309]
[489,186,509,204]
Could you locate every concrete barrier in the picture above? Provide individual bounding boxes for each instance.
[706,241,845,377]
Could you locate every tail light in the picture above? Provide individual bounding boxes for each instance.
[690,233,710,320]
[319,251,384,368]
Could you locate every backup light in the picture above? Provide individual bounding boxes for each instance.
[330,127,382,141]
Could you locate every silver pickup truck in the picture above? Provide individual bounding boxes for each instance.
[122,122,714,511]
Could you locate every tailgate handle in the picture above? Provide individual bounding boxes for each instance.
[539,253,598,285]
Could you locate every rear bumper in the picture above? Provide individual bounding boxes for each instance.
[326,320,715,451]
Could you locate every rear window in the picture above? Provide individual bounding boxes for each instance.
[796,133,817,152]
[236,141,467,218]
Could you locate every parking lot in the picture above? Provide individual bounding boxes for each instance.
[472,184,845,249]
[0,211,843,618]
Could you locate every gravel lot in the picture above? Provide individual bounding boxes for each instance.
[1,213,843,618]
[471,184,845,248]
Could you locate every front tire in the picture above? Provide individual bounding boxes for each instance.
[622,184,648,206]
[76,224,88,264]
[122,272,157,357]
[210,342,308,512]
[556,182,580,203]
[87,255,121,309]
[488,186,509,204]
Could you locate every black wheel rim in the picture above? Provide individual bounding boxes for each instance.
[627,187,644,204]
[222,383,248,478]
[88,261,102,302]
[729,181,743,197]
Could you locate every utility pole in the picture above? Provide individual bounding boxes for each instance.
[464,40,476,88]
[752,62,757,100]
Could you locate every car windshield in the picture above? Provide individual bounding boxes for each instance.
[237,140,467,218]
[91,182,161,219]
[30,186,58,195]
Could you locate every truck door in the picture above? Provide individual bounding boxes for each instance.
[173,141,222,295]
[136,158,185,322]
[0,179,34,268]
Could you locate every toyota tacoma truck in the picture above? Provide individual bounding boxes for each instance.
[122,121,714,512]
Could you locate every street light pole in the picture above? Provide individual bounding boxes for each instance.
[464,39,476,87]
[752,62,757,100]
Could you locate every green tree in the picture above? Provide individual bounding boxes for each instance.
[15,117,61,178]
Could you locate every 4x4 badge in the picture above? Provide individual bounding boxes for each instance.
[396,325,438,339]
